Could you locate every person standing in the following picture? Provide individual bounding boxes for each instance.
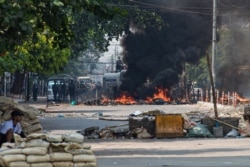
[68,80,75,103]
[32,83,38,101]
[0,110,25,146]
[52,81,58,102]
[60,81,66,102]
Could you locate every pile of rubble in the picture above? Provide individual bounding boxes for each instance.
[0,132,96,167]
[82,102,250,139]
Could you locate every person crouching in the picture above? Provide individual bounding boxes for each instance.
[0,110,25,146]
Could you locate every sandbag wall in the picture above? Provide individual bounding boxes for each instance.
[0,133,97,167]
[0,97,42,136]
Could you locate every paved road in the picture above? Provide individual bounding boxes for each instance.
[87,138,250,167]
[35,101,250,167]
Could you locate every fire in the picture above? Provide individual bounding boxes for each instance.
[146,88,171,103]
[115,94,137,105]
[100,95,111,105]
[236,93,250,104]
[100,93,137,105]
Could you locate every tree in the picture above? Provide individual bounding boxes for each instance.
[186,57,210,89]
[0,0,127,94]
[0,0,127,74]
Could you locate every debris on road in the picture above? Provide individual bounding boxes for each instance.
[80,102,250,139]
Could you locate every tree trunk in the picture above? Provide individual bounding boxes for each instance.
[10,71,25,94]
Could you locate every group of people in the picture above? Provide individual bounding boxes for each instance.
[52,80,75,103]
[52,81,66,102]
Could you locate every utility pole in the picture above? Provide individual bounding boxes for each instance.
[211,0,218,118]
[212,0,217,91]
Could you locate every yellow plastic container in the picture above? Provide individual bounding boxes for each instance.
[155,114,184,138]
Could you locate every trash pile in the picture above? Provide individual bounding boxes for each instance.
[0,132,97,167]
[0,97,42,136]
[82,103,250,139]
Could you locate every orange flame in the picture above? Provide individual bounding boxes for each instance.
[101,95,111,105]
[146,88,170,103]
[115,94,137,105]
[236,93,250,103]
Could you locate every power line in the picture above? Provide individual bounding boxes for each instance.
[125,0,250,17]
[128,0,213,16]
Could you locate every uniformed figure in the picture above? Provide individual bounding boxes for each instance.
[68,80,75,103]
[32,83,38,101]
[52,81,58,102]
[59,81,66,102]
[116,57,123,72]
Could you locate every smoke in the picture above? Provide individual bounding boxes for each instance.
[120,0,212,97]
[119,0,250,98]
[215,2,250,97]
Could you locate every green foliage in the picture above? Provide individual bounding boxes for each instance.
[0,0,127,76]
[11,32,71,75]
[71,4,128,58]
[129,8,163,31]
[186,56,210,88]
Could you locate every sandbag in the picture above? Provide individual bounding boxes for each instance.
[2,154,26,164]
[25,139,50,148]
[74,162,97,167]
[14,104,40,119]
[21,118,40,128]
[46,134,63,143]
[50,152,73,161]
[26,154,50,163]
[9,161,30,167]
[53,162,74,167]
[14,134,25,147]
[0,148,23,156]
[0,96,17,105]
[31,162,53,167]
[82,144,91,150]
[2,110,12,121]
[50,142,69,147]
[22,147,48,155]
[63,133,84,143]
[25,133,47,141]
[23,123,43,134]
[1,143,15,149]
[49,143,68,153]
[73,154,96,162]
[0,157,5,167]
[65,143,93,155]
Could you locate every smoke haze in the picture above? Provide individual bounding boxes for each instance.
[118,0,250,98]
[120,0,212,97]
[216,1,250,97]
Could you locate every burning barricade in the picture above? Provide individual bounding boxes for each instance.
[99,88,173,106]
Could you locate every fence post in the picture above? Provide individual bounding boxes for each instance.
[222,91,224,105]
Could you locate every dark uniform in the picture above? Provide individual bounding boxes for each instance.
[32,83,38,101]
[52,81,58,101]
